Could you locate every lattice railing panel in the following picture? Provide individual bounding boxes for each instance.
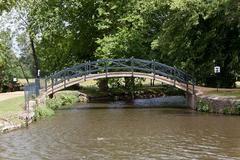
[45,58,195,93]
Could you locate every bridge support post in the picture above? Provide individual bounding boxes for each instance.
[186,93,196,110]
[131,76,135,100]
[105,60,108,78]
[151,79,155,86]
[173,67,176,87]
[45,76,47,92]
[152,59,156,86]
[88,60,91,75]
[64,75,66,88]
[131,57,134,77]
[193,82,195,95]
[84,61,87,81]
[51,76,54,95]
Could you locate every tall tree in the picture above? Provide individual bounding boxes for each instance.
[4,0,239,87]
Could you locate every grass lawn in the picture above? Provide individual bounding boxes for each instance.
[206,90,240,98]
[0,96,24,118]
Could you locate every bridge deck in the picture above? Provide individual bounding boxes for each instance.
[44,72,194,96]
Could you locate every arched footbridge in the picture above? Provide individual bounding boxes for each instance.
[43,58,196,96]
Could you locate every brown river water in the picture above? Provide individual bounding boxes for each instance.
[0,96,240,160]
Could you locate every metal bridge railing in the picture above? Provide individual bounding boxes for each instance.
[23,58,195,112]
[41,58,196,97]
[44,58,194,90]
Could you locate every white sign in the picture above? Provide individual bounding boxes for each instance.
[13,78,17,82]
[37,69,41,77]
[214,66,220,73]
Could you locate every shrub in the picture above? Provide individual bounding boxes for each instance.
[223,107,231,115]
[46,98,62,110]
[222,104,240,115]
[35,106,55,118]
[59,94,78,106]
[235,103,240,114]
[197,99,210,112]
[34,91,81,119]
[46,91,80,110]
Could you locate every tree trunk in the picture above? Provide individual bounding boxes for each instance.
[97,78,109,92]
[18,61,29,85]
[124,77,135,99]
[29,35,40,78]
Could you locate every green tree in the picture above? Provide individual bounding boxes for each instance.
[4,0,239,87]
[0,31,29,91]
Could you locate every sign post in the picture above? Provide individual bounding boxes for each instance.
[35,69,41,96]
[214,66,221,92]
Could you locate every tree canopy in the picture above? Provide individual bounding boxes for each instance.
[1,0,240,87]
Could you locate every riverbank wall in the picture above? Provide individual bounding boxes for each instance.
[195,94,240,115]
[2,89,240,133]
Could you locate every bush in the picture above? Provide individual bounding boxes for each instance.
[46,98,62,110]
[223,107,231,115]
[222,103,240,115]
[34,91,80,119]
[35,106,55,118]
[235,103,240,114]
[197,100,210,112]
[60,94,78,106]
[46,91,80,110]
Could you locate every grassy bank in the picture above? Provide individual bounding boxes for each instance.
[206,90,240,98]
[0,96,25,124]
[35,91,81,118]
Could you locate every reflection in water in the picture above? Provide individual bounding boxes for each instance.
[0,97,240,160]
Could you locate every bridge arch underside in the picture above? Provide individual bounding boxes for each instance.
[45,72,194,96]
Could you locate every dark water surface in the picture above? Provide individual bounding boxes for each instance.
[0,97,240,160]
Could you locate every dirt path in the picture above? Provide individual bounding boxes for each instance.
[0,91,24,102]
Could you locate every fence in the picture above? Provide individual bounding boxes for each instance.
[24,78,44,111]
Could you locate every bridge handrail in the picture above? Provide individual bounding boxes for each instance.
[45,58,194,89]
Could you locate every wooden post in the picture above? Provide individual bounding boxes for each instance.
[51,76,54,95]
[173,67,176,87]
[88,60,91,75]
[84,61,87,81]
[152,59,155,86]
[64,72,66,88]
[45,76,47,92]
[131,57,134,77]
[131,76,135,100]
[184,74,188,92]
[105,60,108,78]
[193,79,195,95]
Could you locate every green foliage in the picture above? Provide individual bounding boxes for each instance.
[95,0,239,87]
[0,0,15,13]
[197,99,210,112]
[0,31,32,92]
[46,91,79,110]
[4,0,240,87]
[223,107,230,115]
[235,103,240,114]
[160,85,185,96]
[222,103,240,115]
[46,98,63,110]
[35,106,55,118]
[36,91,79,118]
